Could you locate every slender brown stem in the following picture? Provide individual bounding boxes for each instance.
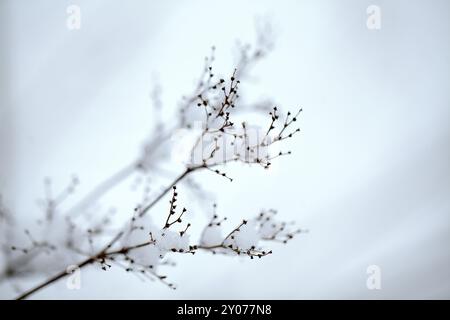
[15,232,126,300]
[105,240,155,256]
[15,167,200,300]
[221,220,246,245]
[138,167,196,217]
[15,257,93,300]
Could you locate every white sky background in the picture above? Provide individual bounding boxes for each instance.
[0,0,449,299]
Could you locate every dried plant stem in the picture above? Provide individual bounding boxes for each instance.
[15,166,202,299]
[138,167,194,218]
[0,162,139,285]
[15,232,126,300]
[6,28,303,300]
[5,164,193,288]
[15,256,92,300]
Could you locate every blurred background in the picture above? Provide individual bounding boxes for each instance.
[0,0,449,299]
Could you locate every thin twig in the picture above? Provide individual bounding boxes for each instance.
[15,166,202,299]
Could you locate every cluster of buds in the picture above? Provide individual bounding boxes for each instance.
[80,188,304,289]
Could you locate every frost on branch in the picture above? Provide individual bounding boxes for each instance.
[138,24,275,174]
[199,208,304,258]
[80,188,305,289]
[175,64,302,179]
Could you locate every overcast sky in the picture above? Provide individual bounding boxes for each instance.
[0,0,449,299]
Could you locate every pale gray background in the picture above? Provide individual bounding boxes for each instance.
[0,0,449,299]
